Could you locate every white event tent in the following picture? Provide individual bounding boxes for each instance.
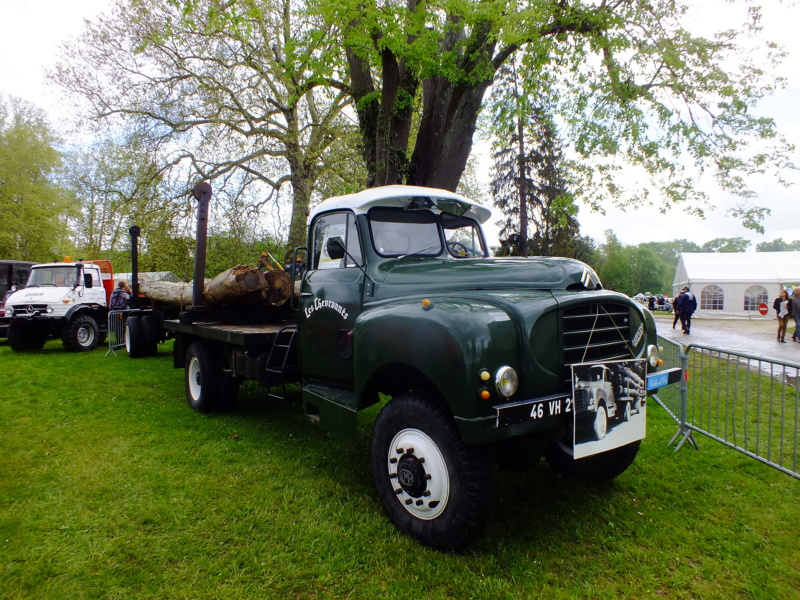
[673,252,800,318]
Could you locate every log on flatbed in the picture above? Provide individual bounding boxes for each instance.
[204,265,268,304]
[137,267,294,308]
[138,278,195,308]
[244,270,292,306]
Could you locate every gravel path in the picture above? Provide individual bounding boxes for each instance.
[653,314,800,363]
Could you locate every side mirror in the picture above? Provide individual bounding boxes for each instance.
[84,273,93,288]
[326,236,346,260]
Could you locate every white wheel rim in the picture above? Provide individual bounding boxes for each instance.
[78,325,94,346]
[594,406,607,439]
[125,325,131,352]
[188,356,202,401]
[387,428,449,520]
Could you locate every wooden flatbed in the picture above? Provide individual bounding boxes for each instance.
[163,319,295,347]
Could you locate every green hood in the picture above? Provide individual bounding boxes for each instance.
[371,256,600,300]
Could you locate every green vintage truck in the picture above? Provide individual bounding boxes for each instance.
[165,184,677,550]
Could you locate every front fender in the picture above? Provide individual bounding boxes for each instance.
[354,297,518,420]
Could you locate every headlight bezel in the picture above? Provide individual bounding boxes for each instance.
[647,344,661,367]
[494,365,519,398]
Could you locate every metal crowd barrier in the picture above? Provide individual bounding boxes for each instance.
[653,335,800,480]
[106,310,131,356]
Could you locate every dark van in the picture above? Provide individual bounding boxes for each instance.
[0,260,37,337]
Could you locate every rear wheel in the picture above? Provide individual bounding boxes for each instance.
[370,392,495,551]
[62,315,99,352]
[185,342,222,413]
[623,401,632,421]
[8,323,47,352]
[141,315,160,356]
[545,440,641,480]
[125,316,146,358]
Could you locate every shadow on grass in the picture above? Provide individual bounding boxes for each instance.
[216,381,622,554]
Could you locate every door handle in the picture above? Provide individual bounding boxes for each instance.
[300,292,312,297]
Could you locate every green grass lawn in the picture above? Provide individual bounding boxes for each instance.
[1,339,798,599]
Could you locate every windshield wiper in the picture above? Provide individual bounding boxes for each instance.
[397,244,441,260]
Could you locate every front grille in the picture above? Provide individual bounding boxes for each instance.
[11,303,48,315]
[573,388,589,411]
[562,302,635,364]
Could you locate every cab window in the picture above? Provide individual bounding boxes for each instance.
[442,213,486,258]
[310,212,362,270]
[369,209,441,257]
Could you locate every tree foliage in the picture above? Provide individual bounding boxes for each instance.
[755,237,800,252]
[700,237,751,253]
[313,0,793,231]
[489,59,591,260]
[593,231,673,296]
[0,97,75,261]
[53,0,365,250]
[641,239,701,268]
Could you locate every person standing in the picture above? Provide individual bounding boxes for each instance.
[790,287,800,342]
[109,280,132,310]
[676,286,697,335]
[773,289,792,343]
[672,291,683,329]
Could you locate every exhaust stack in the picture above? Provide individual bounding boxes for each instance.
[129,225,141,298]
[192,182,212,308]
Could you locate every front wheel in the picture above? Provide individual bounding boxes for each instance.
[370,392,495,551]
[8,323,47,352]
[592,402,608,440]
[61,315,99,352]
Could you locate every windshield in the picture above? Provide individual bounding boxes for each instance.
[369,209,442,257]
[28,266,79,287]
[368,208,487,259]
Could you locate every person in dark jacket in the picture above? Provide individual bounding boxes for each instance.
[676,286,697,334]
[790,287,800,342]
[672,291,683,329]
[773,288,792,343]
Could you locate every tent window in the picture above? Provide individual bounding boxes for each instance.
[743,285,768,311]
[701,285,724,310]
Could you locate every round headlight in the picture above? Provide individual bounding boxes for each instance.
[6,306,13,317]
[647,344,660,367]
[495,366,518,398]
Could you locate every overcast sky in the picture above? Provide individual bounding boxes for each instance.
[1,0,799,249]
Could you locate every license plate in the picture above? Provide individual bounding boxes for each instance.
[494,393,571,428]
[528,395,573,420]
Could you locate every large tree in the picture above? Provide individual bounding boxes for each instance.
[489,58,587,259]
[0,97,74,261]
[53,0,364,249]
[316,0,792,230]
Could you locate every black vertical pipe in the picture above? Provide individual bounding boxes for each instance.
[129,225,141,297]
[192,182,212,308]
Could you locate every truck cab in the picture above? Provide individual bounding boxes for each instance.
[5,260,113,352]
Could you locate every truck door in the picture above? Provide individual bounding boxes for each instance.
[298,211,363,385]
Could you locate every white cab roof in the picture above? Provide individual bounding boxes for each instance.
[309,185,492,224]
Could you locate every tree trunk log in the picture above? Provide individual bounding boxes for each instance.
[203,265,267,305]
[242,270,292,307]
[138,267,294,309]
[138,278,195,307]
